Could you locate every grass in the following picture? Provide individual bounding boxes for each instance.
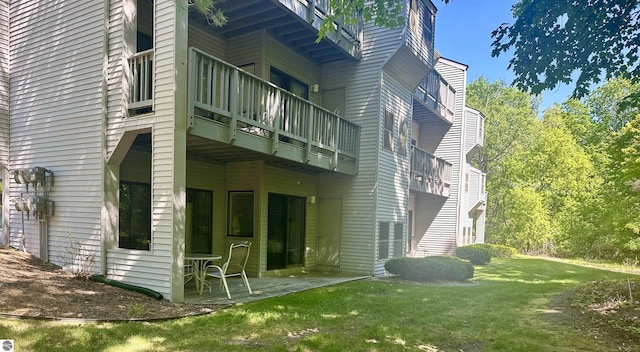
[1,256,637,351]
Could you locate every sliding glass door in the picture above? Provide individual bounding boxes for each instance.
[267,194,306,270]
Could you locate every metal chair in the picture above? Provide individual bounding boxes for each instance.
[203,241,253,299]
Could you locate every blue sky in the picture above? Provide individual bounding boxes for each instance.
[433,0,575,112]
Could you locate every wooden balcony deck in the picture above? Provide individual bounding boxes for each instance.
[186,48,360,175]
[414,70,456,124]
[410,146,452,197]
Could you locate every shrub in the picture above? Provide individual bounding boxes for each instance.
[455,246,492,265]
[384,256,474,282]
[474,244,518,258]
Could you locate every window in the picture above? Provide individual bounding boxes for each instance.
[187,188,213,254]
[378,222,390,260]
[478,117,484,141]
[270,67,308,99]
[136,0,154,52]
[228,191,254,237]
[393,223,404,258]
[399,119,409,156]
[119,181,151,250]
[383,110,394,151]
[481,174,486,194]
[465,173,469,193]
[423,6,434,49]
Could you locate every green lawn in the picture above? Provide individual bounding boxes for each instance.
[1,256,635,351]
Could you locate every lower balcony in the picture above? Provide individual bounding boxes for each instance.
[410,146,452,197]
[186,48,360,175]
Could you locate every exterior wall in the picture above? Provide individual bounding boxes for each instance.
[374,73,412,274]
[104,1,186,300]
[188,23,226,59]
[9,1,105,266]
[261,164,318,275]
[0,0,8,245]
[413,58,467,255]
[0,0,8,171]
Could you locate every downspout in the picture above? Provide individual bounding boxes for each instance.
[100,0,110,276]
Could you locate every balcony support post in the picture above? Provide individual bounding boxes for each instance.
[332,118,340,170]
[305,105,314,162]
[229,69,240,143]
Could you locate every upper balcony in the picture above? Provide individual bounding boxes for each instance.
[414,70,456,124]
[464,107,485,156]
[185,48,360,175]
[191,0,362,64]
[410,146,452,197]
[465,166,487,212]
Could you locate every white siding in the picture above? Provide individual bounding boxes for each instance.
[9,1,104,267]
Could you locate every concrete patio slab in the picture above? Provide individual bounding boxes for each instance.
[184,272,369,305]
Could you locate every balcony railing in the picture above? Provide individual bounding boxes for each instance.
[127,49,154,111]
[187,48,359,173]
[415,70,456,124]
[410,146,452,197]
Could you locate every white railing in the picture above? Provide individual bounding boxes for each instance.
[188,48,360,163]
[416,70,456,123]
[310,0,361,43]
[410,146,452,196]
[128,49,154,110]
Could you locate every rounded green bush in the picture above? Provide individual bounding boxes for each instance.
[455,246,492,265]
[473,244,518,258]
[384,256,474,282]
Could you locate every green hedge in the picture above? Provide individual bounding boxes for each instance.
[473,244,518,258]
[455,246,492,265]
[384,256,474,282]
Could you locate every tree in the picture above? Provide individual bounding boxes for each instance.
[491,0,640,99]
[184,0,451,40]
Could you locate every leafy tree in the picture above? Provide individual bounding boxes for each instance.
[491,0,640,99]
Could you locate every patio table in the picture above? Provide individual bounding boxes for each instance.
[185,254,222,294]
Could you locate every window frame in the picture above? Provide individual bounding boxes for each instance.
[378,222,390,260]
[118,180,152,251]
[383,109,394,151]
[228,191,254,237]
[393,222,404,258]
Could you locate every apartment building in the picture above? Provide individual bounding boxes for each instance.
[0,0,485,301]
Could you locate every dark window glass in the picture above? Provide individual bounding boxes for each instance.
[119,181,151,250]
[378,222,390,260]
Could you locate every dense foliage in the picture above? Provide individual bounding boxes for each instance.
[491,0,640,99]
[473,244,518,258]
[455,246,491,265]
[384,256,474,282]
[469,77,640,262]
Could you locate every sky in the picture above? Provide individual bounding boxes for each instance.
[433,0,575,112]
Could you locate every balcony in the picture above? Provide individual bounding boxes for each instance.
[186,48,360,175]
[410,146,452,197]
[127,49,154,114]
[192,0,362,64]
[464,107,485,156]
[414,70,456,124]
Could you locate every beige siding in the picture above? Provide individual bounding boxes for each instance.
[414,58,467,256]
[225,161,262,276]
[317,21,411,275]
[263,33,322,105]
[226,32,264,78]
[9,0,104,265]
[374,72,412,274]
[106,1,183,299]
[188,23,226,59]
[0,0,8,169]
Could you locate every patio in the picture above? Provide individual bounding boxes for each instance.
[184,272,368,305]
